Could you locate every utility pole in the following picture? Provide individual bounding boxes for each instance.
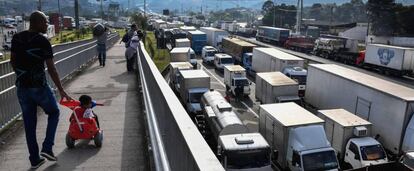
[74,0,80,29]
[58,0,62,42]
[100,0,104,23]
[273,0,276,27]
[38,0,42,11]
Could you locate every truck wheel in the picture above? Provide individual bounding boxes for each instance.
[342,162,353,169]
[66,133,75,148]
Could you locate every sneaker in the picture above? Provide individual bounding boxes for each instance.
[31,158,46,169]
[40,151,57,161]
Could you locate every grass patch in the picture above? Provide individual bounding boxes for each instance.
[50,29,93,45]
[144,31,170,71]
[115,28,127,38]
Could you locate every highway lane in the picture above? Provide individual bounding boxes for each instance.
[236,36,414,89]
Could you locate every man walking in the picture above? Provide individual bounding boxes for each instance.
[10,11,72,169]
[121,24,137,71]
[96,26,108,67]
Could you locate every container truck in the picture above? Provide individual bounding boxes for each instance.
[168,62,193,90]
[223,65,251,97]
[259,102,340,171]
[175,38,191,48]
[305,64,414,159]
[221,37,256,71]
[177,70,210,115]
[255,72,300,104]
[214,53,234,71]
[284,36,315,53]
[200,27,229,48]
[252,48,307,97]
[187,30,207,54]
[312,35,360,64]
[170,47,197,69]
[364,44,414,76]
[317,109,388,169]
[201,46,218,64]
[256,26,290,46]
[200,90,272,170]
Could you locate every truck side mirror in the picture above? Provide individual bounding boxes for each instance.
[273,150,278,160]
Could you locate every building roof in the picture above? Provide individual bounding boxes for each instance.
[260,102,323,127]
[318,109,372,127]
[310,64,414,101]
[257,72,298,86]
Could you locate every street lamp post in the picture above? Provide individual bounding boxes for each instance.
[38,0,42,11]
[58,0,63,42]
[273,0,276,27]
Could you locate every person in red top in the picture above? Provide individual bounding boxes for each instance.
[72,95,100,128]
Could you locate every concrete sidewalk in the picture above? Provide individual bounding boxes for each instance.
[0,44,149,170]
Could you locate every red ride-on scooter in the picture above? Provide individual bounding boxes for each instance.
[60,99,104,148]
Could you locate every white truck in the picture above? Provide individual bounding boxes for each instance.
[224,65,250,97]
[175,38,191,48]
[252,48,307,97]
[255,72,300,104]
[177,70,210,115]
[259,102,340,171]
[201,46,218,64]
[200,27,229,48]
[170,47,197,69]
[317,109,388,169]
[201,90,272,170]
[168,62,193,91]
[305,64,414,159]
[214,53,234,71]
[364,44,414,76]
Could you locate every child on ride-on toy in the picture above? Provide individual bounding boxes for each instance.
[72,95,100,128]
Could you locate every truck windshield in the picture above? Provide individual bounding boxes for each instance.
[234,79,249,86]
[226,149,270,169]
[302,150,338,171]
[190,54,196,59]
[189,92,204,103]
[360,145,386,161]
[221,58,233,64]
[290,75,307,85]
[207,51,216,56]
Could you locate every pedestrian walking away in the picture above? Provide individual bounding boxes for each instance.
[96,26,108,67]
[10,11,72,169]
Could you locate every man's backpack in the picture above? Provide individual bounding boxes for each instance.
[121,33,131,48]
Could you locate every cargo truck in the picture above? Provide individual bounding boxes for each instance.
[223,65,251,97]
[259,102,340,171]
[221,37,256,72]
[214,53,234,71]
[252,48,307,97]
[200,27,229,48]
[177,70,210,115]
[170,47,197,69]
[317,109,388,169]
[201,46,218,64]
[312,35,360,64]
[187,30,207,54]
[256,26,290,46]
[168,62,193,90]
[201,90,272,170]
[364,44,414,76]
[255,72,300,104]
[284,36,315,53]
[305,64,414,159]
[175,38,191,47]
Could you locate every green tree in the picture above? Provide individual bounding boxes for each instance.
[262,0,274,15]
[262,3,297,28]
[130,12,148,30]
[367,0,396,36]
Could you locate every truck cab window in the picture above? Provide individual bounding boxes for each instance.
[360,144,386,161]
[349,142,360,160]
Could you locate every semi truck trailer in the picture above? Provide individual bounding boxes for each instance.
[256,26,290,46]
[221,37,256,69]
[187,30,207,54]
[305,64,414,159]
[200,27,229,48]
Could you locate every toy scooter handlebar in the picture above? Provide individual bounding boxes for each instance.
[60,99,104,109]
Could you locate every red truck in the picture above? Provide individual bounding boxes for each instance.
[284,36,315,53]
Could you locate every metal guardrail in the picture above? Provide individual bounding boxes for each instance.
[0,34,119,133]
[136,41,224,171]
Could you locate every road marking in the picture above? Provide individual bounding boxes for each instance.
[200,62,259,118]
[241,101,259,118]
